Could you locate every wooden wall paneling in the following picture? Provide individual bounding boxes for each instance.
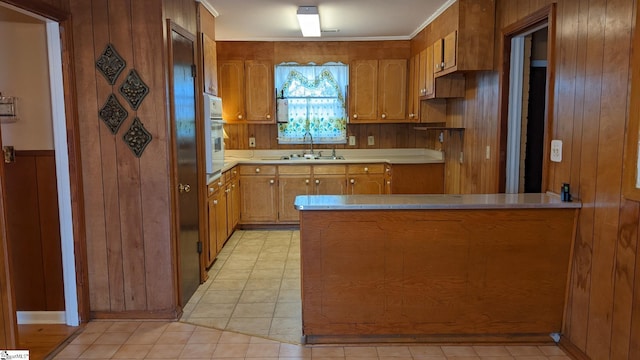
[74,0,114,313]
[378,124,396,148]
[274,41,349,64]
[0,135,16,347]
[564,0,602,348]
[5,157,45,310]
[35,155,64,310]
[110,0,147,312]
[135,0,178,313]
[585,0,633,358]
[631,215,640,359]
[611,200,638,360]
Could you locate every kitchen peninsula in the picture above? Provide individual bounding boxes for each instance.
[294,193,580,344]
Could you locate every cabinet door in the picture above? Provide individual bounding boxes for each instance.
[443,31,457,71]
[378,59,407,121]
[229,173,240,233]
[420,45,435,98]
[349,59,378,122]
[348,174,385,194]
[214,189,228,253]
[239,175,277,223]
[202,33,218,95]
[218,60,245,121]
[407,55,420,122]
[313,175,347,195]
[245,60,274,123]
[278,175,311,222]
[225,184,234,238]
[206,196,217,267]
[433,38,444,74]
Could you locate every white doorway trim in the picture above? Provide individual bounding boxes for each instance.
[505,36,525,194]
[46,21,79,327]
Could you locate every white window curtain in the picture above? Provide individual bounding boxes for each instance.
[275,62,348,144]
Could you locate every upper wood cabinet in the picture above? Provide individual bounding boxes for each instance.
[412,45,464,104]
[202,34,218,95]
[350,59,407,123]
[407,55,420,122]
[217,60,275,123]
[430,0,495,77]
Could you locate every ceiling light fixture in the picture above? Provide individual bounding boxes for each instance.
[297,6,321,37]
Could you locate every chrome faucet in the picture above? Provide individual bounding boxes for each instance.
[303,130,314,156]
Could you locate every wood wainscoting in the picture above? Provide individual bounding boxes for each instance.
[4,150,64,312]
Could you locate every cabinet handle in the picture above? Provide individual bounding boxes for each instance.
[213,200,218,205]
[255,168,261,173]
[364,167,369,172]
[218,181,223,186]
[381,113,386,119]
[315,179,320,184]
[238,114,243,120]
[232,184,236,188]
[270,179,275,184]
[409,113,415,118]
[350,179,355,184]
[226,189,230,193]
[209,188,214,194]
[305,179,310,184]
[266,114,271,119]
[353,114,358,119]
[387,181,391,185]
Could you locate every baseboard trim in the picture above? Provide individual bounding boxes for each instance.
[558,335,590,360]
[17,311,66,324]
[90,309,181,320]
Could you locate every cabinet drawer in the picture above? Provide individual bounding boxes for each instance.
[347,164,385,175]
[278,165,311,175]
[313,165,346,175]
[228,167,239,179]
[239,165,277,175]
[207,181,220,197]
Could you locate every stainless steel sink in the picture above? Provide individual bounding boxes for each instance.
[279,154,345,160]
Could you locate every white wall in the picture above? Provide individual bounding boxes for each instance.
[0,21,54,150]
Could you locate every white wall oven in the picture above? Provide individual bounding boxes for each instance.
[203,93,224,179]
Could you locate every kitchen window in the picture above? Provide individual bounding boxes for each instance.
[275,62,348,144]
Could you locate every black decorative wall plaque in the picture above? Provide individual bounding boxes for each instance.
[123,117,152,157]
[119,70,149,110]
[95,44,126,85]
[98,94,128,134]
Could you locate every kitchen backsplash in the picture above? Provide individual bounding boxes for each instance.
[224,123,442,152]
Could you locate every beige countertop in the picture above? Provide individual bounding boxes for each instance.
[222,148,443,170]
[294,193,582,210]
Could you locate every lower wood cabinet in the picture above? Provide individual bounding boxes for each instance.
[239,165,278,223]
[312,165,347,195]
[278,166,312,223]
[347,164,386,195]
[206,167,241,267]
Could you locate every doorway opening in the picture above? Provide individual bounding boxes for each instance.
[0,2,79,328]
[498,5,556,194]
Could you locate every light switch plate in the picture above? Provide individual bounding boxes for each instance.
[550,140,562,162]
[367,136,375,146]
[348,135,356,146]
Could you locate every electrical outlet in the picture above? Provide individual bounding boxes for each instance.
[249,137,256,148]
[551,140,562,162]
[486,145,491,160]
[367,136,375,146]
[348,135,356,146]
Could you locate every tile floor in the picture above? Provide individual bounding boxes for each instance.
[51,229,572,359]
[181,230,303,344]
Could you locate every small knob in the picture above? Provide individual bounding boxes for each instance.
[441,62,445,69]
[232,184,236,188]
[213,200,218,205]
[269,179,275,184]
[315,179,320,184]
[209,188,214,194]
[364,167,369,172]
[381,114,387,119]
[409,113,415,118]
[255,168,261,173]
[238,114,243,120]
[353,114,358,119]
[218,181,223,186]
[225,189,230,193]
[387,181,391,185]
[350,179,355,184]
[305,179,310,184]
[266,114,271,119]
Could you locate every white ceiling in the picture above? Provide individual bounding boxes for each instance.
[203,0,454,41]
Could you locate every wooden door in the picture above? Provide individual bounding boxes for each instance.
[202,33,218,95]
[443,31,457,71]
[378,59,407,121]
[239,166,277,223]
[170,28,200,306]
[218,60,245,121]
[279,175,311,222]
[245,60,274,123]
[349,60,378,122]
[407,55,419,122]
[433,38,444,74]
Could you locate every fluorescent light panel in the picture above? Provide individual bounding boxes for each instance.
[297,6,321,37]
